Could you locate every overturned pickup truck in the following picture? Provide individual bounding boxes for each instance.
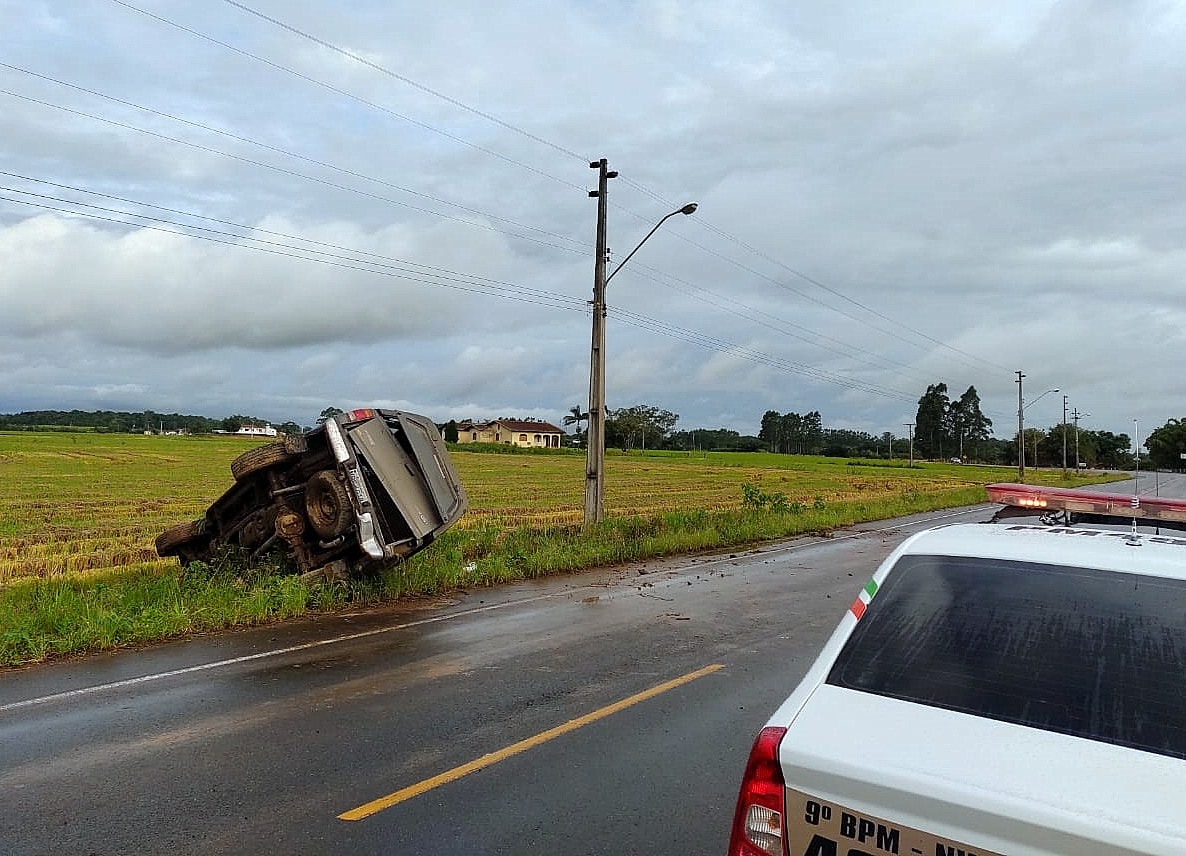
[156,408,467,579]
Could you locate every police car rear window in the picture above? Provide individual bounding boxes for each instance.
[827,554,1186,759]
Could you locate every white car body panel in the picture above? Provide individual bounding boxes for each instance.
[763,522,1186,856]
[782,686,1186,854]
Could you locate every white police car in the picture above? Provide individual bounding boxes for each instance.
[729,483,1186,856]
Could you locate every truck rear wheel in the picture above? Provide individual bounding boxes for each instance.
[230,442,295,481]
[305,470,352,539]
[155,519,206,557]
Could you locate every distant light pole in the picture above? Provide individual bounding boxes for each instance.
[1072,408,1091,469]
[584,156,697,526]
[904,423,914,467]
[1015,369,1058,482]
[1016,370,1026,481]
[1062,394,1069,477]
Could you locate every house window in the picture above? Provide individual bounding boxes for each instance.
[519,434,528,442]
[471,432,477,440]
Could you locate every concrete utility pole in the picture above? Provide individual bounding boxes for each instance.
[584,158,616,526]
[1062,394,1069,477]
[904,423,914,467]
[1072,408,1090,469]
[583,158,696,528]
[1016,370,1026,482]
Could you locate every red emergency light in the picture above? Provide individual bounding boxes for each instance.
[987,483,1186,523]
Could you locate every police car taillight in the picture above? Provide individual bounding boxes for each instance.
[987,483,1186,523]
[728,726,789,856]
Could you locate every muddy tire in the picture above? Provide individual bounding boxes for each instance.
[305,470,352,539]
[155,519,206,557]
[230,442,295,481]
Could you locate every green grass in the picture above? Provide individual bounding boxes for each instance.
[0,431,1121,666]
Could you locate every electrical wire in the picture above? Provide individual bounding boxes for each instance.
[616,176,1008,376]
[1,62,585,251]
[0,186,923,403]
[0,170,562,290]
[0,191,588,313]
[0,85,585,257]
[205,0,1006,376]
[613,308,917,403]
[0,74,945,394]
[219,0,588,164]
[107,0,584,192]
[617,259,952,389]
[13,5,1011,414]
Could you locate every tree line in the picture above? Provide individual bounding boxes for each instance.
[754,382,1155,470]
[0,409,306,435]
[10,403,1184,470]
[561,405,765,452]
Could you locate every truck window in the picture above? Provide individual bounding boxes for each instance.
[827,554,1186,759]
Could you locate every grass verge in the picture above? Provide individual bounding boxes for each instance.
[2,483,990,666]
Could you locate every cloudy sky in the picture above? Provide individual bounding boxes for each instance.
[2,0,1184,444]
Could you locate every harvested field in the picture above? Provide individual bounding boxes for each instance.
[0,431,1093,585]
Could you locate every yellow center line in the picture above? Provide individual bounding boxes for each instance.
[337,662,726,821]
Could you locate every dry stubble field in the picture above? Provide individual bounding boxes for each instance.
[0,430,1044,586]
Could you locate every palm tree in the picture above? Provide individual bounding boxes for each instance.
[563,406,588,445]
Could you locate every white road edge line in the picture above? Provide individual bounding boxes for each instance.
[1,505,988,714]
[0,592,559,713]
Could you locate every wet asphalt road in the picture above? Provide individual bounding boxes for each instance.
[0,480,1172,856]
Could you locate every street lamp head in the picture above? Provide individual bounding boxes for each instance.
[679,202,698,216]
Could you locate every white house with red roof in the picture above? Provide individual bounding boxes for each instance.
[456,419,563,448]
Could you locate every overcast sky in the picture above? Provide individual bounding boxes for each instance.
[2,0,1184,444]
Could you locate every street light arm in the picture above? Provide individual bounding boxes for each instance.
[605,203,697,284]
[1023,387,1060,411]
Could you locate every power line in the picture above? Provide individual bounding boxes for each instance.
[0,170,562,291]
[616,176,1008,376]
[209,0,1004,375]
[0,78,944,400]
[219,0,588,164]
[0,78,947,392]
[0,187,919,403]
[109,0,1009,380]
[0,192,588,313]
[106,0,584,192]
[0,88,585,258]
[618,259,953,389]
[613,308,916,403]
[0,64,583,251]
